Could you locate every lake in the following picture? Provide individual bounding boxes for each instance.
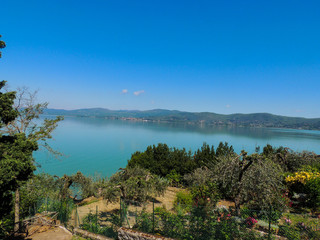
[35,116,320,177]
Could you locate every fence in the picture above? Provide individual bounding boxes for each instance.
[76,198,320,240]
[25,197,74,224]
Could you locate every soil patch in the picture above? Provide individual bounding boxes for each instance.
[27,226,72,240]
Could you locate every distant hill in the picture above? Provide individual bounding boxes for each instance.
[44,108,320,130]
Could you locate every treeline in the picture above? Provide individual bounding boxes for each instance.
[127,142,234,184]
[127,142,320,183]
[127,142,320,213]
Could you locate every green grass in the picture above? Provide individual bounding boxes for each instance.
[283,213,320,230]
[71,235,89,240]
[78,199,100,207]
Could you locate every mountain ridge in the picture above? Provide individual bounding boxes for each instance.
[43,108,320,130]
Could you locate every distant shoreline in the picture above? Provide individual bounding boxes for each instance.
[42,108,320,131]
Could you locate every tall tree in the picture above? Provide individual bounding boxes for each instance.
[0,83,63,234]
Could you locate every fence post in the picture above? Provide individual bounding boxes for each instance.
[77,205,80,226]
[96,205,98,232]
[268,205,272,240]
[153,199,155,233]
[120,197,122,227]
[136,207,138,225]
[75,205,77,227]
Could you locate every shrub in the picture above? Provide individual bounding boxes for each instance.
[173,191,193,212]
[81,213,118,239]
[245,217,258,228]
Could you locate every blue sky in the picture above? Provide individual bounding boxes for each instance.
[1,0,320,117]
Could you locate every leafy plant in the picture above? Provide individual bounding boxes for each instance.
[173,191,193,212]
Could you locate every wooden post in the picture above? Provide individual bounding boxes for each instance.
[14,188,20,235]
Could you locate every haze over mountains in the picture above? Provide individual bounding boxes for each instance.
[44,108,320,130]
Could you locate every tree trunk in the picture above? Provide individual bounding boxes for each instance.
[14,188,20,235]
[234,197,241,216]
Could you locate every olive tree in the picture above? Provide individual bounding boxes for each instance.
[102,166,169,204]
[213,151,284,215]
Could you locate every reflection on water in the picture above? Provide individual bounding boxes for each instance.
[35,116,320,177]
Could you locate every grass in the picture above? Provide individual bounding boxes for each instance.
[78,199,100,207]
[282,212,320,230]
[71,235,89,240]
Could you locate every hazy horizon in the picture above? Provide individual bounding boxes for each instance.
[46,107,320,119]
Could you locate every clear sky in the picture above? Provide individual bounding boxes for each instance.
[1,0,320,117]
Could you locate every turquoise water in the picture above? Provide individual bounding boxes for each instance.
[34,116,320,177]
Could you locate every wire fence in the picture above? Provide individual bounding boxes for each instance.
[26,197,74,224]
[74,197,320,240]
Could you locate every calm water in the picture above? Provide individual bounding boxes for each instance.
[35,116,320,177]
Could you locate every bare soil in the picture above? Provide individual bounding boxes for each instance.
[70,187,181,227]
[27,226,72,240]
[71,187,234,228]
[26,187,235,239]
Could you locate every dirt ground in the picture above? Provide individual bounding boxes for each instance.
[71,187,234,228]
[70,187,181,227]
[28,187,234,239]
[27,226,72,240]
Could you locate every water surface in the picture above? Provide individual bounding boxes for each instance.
[35,116,320,177]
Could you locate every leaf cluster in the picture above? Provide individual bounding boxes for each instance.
[102,166,169,203]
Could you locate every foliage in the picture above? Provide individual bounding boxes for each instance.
[102,166,168,203]
[165,169,182,186]
[127,143,195,181]
[19,174,62,218]
[245,217,258,228]
[184,167,220,208]
[56,171,101,200]
[0,218,12,239]
[154,206,187,238]
[263,145,320,173]
[135,209,155,233]
[0,81,17,127]
[286,171,320,185]
[193,142,217,168]
[134,205,243,240]
[282,213,320,232]
[279,221,320,240]
[214,151,284,214]
[2,86,64,156]
[184,166,214,187]
[0,81,63,234]
[128,142,235,185]
[81,212,118,239]
[173,191,193,212]
[286,170,320,210]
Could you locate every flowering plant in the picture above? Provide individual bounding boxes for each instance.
[285,171,320,185]
[283,217,292,225]
[244,217,258,228]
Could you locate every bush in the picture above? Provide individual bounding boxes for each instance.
[173,191,193,212]
[81,213,118,239]
[135,210,154,233]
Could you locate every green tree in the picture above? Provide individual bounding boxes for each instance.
[128,143,195,181]
[193,142,216,168]
[102,166,168,203]
[263,144,320,172]
[0,83,63,234]
[214,151,283,215]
